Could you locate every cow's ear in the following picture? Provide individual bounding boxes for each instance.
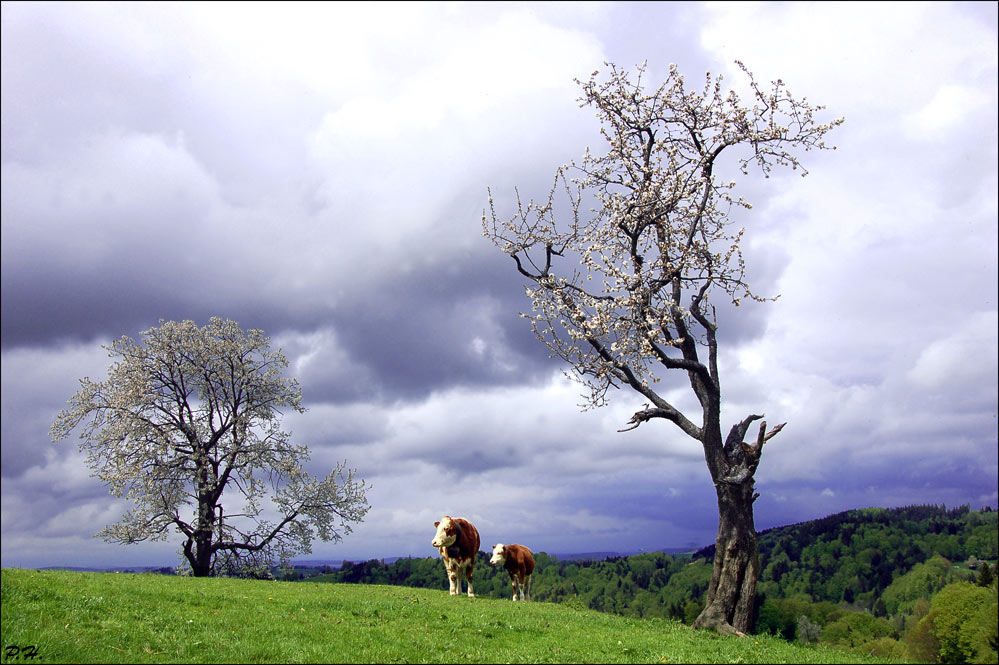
[434,521,440,528]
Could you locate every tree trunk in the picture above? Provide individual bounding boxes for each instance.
[190,554,212,577]
[183,534,214,577]
[692,478,760,635]
[189,454,216,577]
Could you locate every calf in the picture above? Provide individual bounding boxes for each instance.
[431,516,480,597]
[490,543,535,601]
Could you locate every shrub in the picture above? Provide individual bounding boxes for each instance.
[860,636,907,660]
[821,611,895,649]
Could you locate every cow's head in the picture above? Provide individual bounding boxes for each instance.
[432,516,457,548]
[489,543,507,565]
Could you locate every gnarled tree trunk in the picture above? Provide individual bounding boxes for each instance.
[693,479,760,634]
[691,417,782,633]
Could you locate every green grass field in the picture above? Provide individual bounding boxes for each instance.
[1,568,891,664]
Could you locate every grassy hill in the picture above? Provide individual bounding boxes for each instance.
[1,568,889,664]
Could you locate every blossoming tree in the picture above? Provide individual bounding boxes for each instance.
[483,62,842,634]
[51,317,370,577]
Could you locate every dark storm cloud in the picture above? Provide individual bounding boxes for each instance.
[324,259,552,400]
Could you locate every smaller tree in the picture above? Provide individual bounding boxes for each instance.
[976,561,994,588]
[904,609,940,663]
[51,317,370,577]
[796,615,822,644]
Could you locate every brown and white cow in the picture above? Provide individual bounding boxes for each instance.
[490,543,535,601]
[431,516,480,597]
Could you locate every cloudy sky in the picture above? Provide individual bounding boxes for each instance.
[2,2,996,570]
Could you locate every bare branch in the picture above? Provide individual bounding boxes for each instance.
[618,404,701,440]
[758,421,786,447]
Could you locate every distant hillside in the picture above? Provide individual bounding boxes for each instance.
[40,565,176,574]
[551,548,696,561]
[695,504,994,559]
[693,504,997,606]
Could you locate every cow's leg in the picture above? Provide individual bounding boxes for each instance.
[465,562,475,597]
[446,559,459,596]
[509,572,519,601]
[523,574,532,602]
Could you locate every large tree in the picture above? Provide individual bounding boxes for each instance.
[483,61,841,634]
[51,317,369,577]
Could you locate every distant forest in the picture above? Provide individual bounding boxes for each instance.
[298,505,998,660]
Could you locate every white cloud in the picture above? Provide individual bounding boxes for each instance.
[304,9,604,252]
[904,83,995,135]
[907,311,999,390]
[700,2,997,111]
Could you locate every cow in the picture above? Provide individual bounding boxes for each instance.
[489,543,535,601]
[431,516,480,597]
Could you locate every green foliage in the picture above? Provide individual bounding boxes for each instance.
[966,521,999,560]
[977,561,994,588]
[880,554,962,616]
[903,609,940,663]
[1,568,891,664]
[797,615,823,643]
[750,505,993,609]
[756,597,812,640]
[859,636,908,661]
[754,596,844,641]
[921,581,998,664]
[820,612,895,649]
